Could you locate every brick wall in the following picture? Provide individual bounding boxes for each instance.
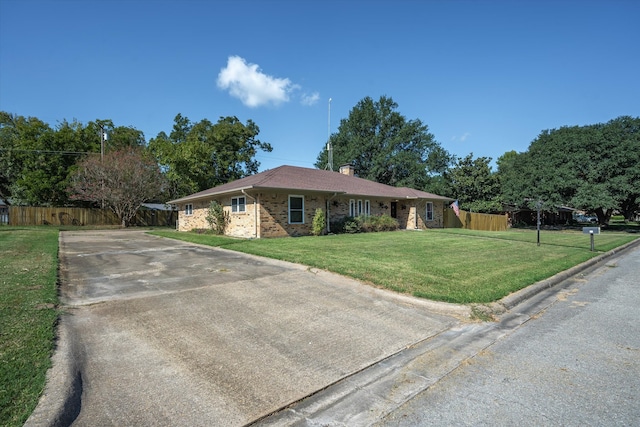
[224,195,257,238]
[258,192,326,237]
[414,200,446,229]
[176,200,209,231]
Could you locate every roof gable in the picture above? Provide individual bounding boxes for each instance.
[168,165,452,203]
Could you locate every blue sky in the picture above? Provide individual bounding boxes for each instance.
[1,0,638,172]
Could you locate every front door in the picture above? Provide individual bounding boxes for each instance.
[390,202,397,219]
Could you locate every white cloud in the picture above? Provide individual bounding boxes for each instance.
[217,56,318,108]
[300,91,320,106]
[217,56,294,107]
[451,132,471,142]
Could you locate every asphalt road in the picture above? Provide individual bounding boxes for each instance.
[377,245,640,426]
[45,230,464,426]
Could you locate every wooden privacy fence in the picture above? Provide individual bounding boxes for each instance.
[444,208,508,231]
[7,206,176,227]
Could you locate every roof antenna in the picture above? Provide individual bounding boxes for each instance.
[326,97,333,171]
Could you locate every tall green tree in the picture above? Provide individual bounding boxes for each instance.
[495,150,522,203]
[0,113,74,205]
[148,114,272,199]
[0,112,46,201]
[496,150,519,180]
[315,96,452,189]
[0,112,146,205]
[501,116,640,224]
[444,153,502,213]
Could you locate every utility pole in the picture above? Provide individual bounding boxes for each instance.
[98,124,108,162]
[326,97,333,171]
[98,124,106,209]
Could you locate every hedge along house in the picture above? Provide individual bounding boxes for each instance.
[168,165,453,238]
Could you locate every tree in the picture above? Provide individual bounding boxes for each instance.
[68,148,164,227]
[0,112,146,206]
[315,96,452,189]
[444,153,502,213]
[0,112,48,201]
[501,116,640,224]
[495,150,522,203]
[0,112,77,205]
[496,150,519,181]
[149,114,272,199]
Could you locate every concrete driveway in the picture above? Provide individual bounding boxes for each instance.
[51,230,463,426]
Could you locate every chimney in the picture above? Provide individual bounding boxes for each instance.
[339,164,355,176]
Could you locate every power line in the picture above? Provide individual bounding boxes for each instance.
[0,148,97,156]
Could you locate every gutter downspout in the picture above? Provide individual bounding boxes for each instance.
[326,193,339,234]
[241,189,258,239]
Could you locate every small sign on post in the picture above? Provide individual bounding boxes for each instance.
[583,227,600,251]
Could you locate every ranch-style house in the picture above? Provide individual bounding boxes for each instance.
[168,164,453,238]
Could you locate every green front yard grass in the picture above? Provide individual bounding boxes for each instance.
[151,228,638,304]
[0,228,59,427]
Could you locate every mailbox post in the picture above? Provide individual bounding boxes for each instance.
[582,226,600,251]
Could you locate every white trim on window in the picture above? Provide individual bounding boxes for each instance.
[349,199,370,216]
[288,195,304,224]
[231,196,246,213]
[426,202,434,221]
[185,203,193,216]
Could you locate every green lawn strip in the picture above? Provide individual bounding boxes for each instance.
[0,227,60,427]
[150,229,637,304]
[431,228,638,251]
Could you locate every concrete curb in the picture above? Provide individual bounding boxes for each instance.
[23,316,82,427]
[498,237,640,310]
[26,235,640,426]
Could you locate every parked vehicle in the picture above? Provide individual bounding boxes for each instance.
[574,214,598,223]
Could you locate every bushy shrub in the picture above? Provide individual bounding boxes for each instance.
[330,214,398,234]
[359,216,375,233]
[205,201,229,235]
[359,214,399,232]
[344,216,361,233]
[330,216,358,233]
[329,218,345,233]
[372,214,399,231]
[312,208,326,236]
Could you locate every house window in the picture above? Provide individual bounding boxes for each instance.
[289,195,304,224]
[426,202,434,221]
[231,196,246,213]
[185,204,193,216]
[349,199,370,216]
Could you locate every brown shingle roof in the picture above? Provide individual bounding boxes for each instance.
[168,165,452,204]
